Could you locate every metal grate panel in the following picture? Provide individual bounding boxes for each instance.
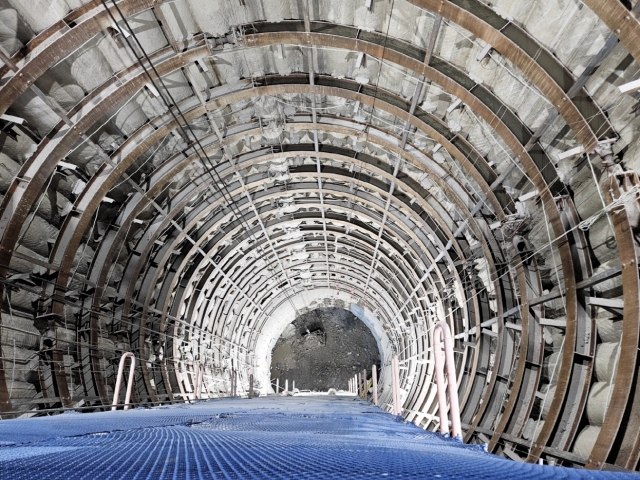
[0,397,635,479]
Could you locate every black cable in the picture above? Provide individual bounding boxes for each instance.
[102,0,302,311]
[102,0,252,236]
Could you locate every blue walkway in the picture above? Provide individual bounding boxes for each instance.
[0,396,635,479]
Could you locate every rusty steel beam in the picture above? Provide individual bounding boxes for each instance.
[132,176,490,420]
[581,0,640,68]
[46,78,504,326]
[118,156,484,401]
[108,178,438,402]
[549,197,596,454]
[0,62,528,438]
[243,26,601,153]
[586,172,640,470]
[488,256,544,452]
[102,142,470,316]
[403,0,613,145]
[0,0,157,118]
[0,6,596,459]
[0,0,612,151]
[94,122,496,406]
[159,211,421,396]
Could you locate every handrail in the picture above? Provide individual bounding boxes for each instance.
[112,352,136,411]
[194,363,204,400]
[432,321,462,440]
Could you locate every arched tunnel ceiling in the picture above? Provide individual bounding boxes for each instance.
[0,0,640,472]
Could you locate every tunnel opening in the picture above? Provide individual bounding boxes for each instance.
[270,307,381,392]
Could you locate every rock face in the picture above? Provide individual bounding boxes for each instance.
[270,307,381,391]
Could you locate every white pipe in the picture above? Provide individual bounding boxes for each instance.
[276,378,279,394]
[112,352,136,411]
[372,364,378,406]
[432,321,462,440]
[284,379,288,395]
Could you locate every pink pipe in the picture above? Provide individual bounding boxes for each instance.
[195,363,204,400]
[112,352,136,411]
[372,364,378,406]
[432,321,462,440]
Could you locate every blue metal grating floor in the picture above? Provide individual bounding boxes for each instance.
[0,396,636,479]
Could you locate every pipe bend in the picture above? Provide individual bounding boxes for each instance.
[432,321,462,441]
[112,352,136,411]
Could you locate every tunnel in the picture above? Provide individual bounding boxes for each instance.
[0,0,640,475]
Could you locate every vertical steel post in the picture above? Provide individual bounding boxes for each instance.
[362,369,367,399]
[372,364,378,406]
[231,368,236,397]
[195,362,204,400]
[391,354,401,415]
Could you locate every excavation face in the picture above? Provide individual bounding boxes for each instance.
[270,308,381,391]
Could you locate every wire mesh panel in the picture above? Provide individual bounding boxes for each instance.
[0,397,634,479]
